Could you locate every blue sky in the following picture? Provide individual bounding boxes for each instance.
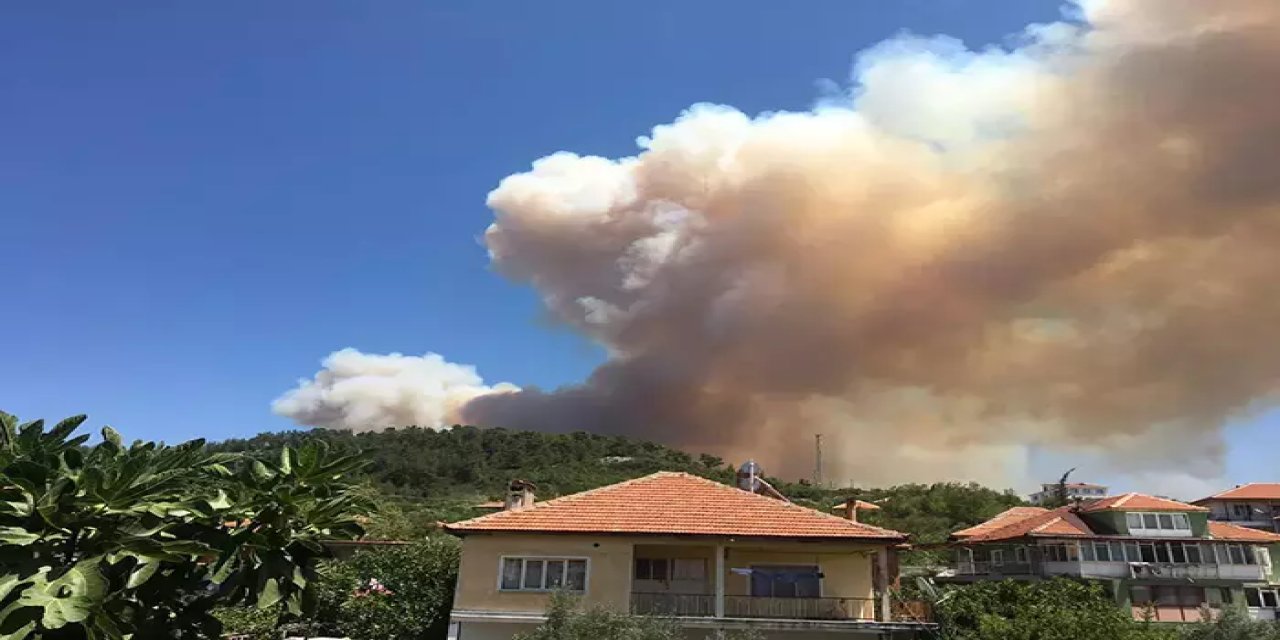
[3,1,1275,492]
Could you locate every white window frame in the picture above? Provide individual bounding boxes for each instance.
[1125,512,1191,536]
[498,556,590,593]
[1015,546,1030,564]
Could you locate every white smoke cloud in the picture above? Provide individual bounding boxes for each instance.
[272,349,517,431]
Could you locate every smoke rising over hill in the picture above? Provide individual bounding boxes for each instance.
[276,0,1280,486]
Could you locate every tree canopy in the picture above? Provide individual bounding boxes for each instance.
[0,411,371,639]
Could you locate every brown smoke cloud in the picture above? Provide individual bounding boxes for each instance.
[278,0,1280,486]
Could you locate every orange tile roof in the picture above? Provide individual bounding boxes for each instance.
[1078,492,1208,513]
[953,507,1093,542]
[445,472,906,541]
[831,500,881,512]
[951,507,1048,539]
[1206,521,1280,543]
[1196,483,1280,502]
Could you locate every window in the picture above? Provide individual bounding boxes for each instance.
[1131,586,1153,606]
[1229,545,1248,565]
[1209,544,1259,566]
[1155,543,1172,563]
[1184,543,1202,564]
[634,558,669,581]
[1124,542,1141,563]
[501,557,587,592]
[750,566,820,599]
[1015,546,1030,564]
[990,549,1005,565]
[1042,544,1065,562]
[1247,589,1263,608]
[1110,541,1126,562]
[1140,542,1158,563]
[1127,512,1192,536]
[1246,588,1280,608]
[673,558,707,581]
[1080,543,1095,561]
[1093,541,1111,562]
[635,558,707,582]
[1233,504,1252,519]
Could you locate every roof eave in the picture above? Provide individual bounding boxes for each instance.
[441,528,907,544]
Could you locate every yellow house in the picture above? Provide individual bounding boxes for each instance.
[443,472,930,639]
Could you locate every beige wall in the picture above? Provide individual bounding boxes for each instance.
[453,534,634,613]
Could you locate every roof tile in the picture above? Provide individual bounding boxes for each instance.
[1197,483,1280,502]
[953,507,1092,542]
[445,472,906,541]
[1206,521,1280,543]
[1078,492,1208,513]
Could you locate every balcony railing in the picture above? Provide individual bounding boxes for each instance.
[955,560,1263,581]
[954,561,1037,576]
[725,595,876,621]
[631,592,716,617]
[630,593,879,622]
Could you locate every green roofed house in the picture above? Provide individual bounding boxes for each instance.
[939,493,1280,622]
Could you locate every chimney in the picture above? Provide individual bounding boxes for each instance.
[842,501,859,523]
[504,479,537,511]
[837,499,880,522]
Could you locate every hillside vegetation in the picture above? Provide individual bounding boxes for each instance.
[212,425,1024,547]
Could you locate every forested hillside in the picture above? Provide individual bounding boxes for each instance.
[212,425,1024,548]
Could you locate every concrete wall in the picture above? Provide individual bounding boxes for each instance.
[454,622,537,640]
[453,534,634,613]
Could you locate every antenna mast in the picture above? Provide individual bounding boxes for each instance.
[814,434,824,487]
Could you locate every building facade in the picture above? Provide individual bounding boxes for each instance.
[1194,484,1280,534]
[1028,482,1109,506]
[444,472,933,639]
[942,493,1280,622]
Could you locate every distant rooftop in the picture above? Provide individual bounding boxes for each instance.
[1195,483,1280,502]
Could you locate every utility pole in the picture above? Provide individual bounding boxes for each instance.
[814,434,824,487]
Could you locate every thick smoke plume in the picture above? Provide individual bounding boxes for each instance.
[278,0,1280,485]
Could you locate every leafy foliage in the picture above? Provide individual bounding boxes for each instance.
[936,579,1173,640]
[330,539,461,640]
[0,411,371,639]
[1179,605,1280,640]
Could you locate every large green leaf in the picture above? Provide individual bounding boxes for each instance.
[0,527,41,546]
[18,563,107,630]
[125,558,159,589]
[256,578,283,610]
[47,415,87,444]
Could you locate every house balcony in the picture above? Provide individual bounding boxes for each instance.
[632,592,881,621]
[954,560,1264,582]
[628,542,934,629]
